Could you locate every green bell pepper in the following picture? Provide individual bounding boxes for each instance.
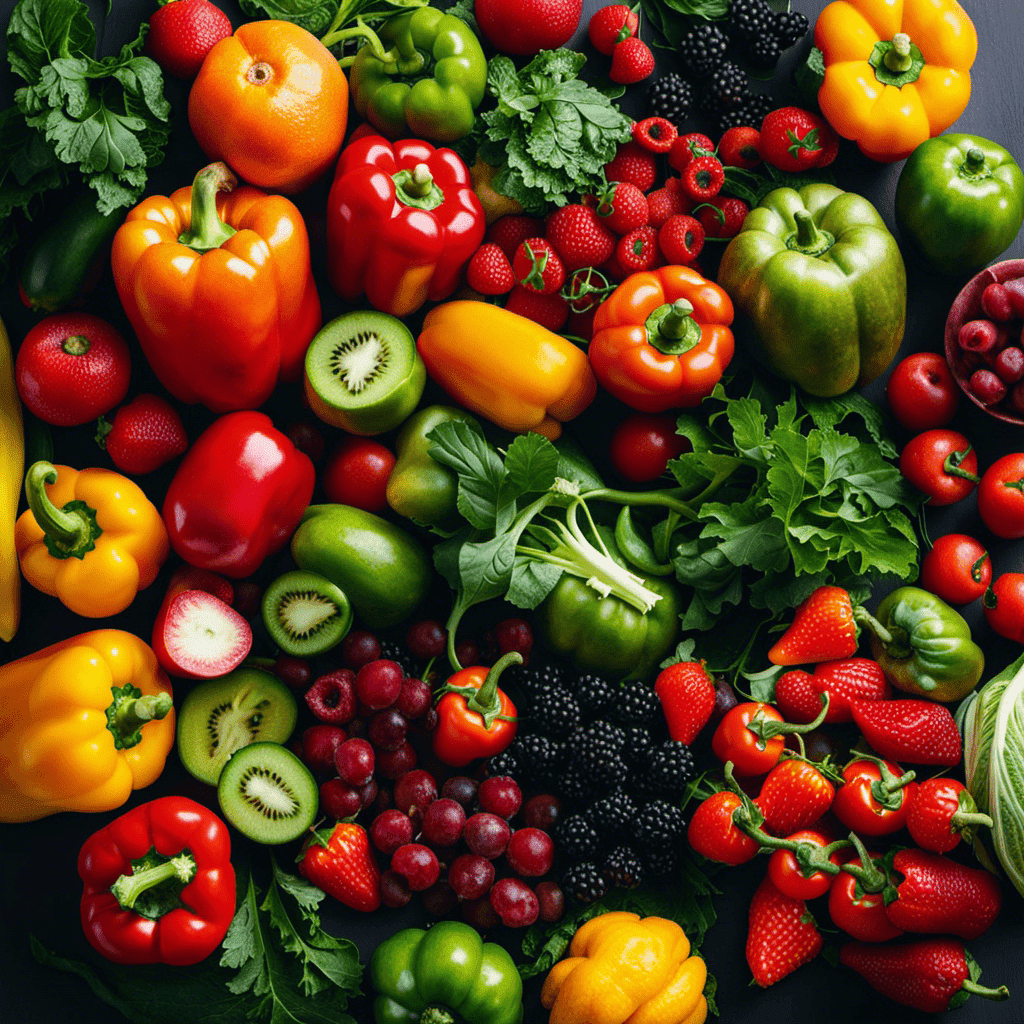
[895,134,1024,278]
[858,586,985,703]
[718,183,906,398]
[539,527,681,681]
[345,7,487,143]
[370,921,523,1024]
[291,505,432,629]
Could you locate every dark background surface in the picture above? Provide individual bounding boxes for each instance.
[2,0,1024,1021]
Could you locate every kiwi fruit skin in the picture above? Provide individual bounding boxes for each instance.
[261,569,353,657]
[217,742,318,845]
[176,669,298,786]
[303,311,426,435]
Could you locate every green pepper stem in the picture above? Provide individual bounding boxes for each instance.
[952,809,994,830]
[110,853,196,911]
[853,606,894,646]
[465,651,521,723]
[325,16,392,63]
[839,832,887,893]
[943,447,981,484]
[884,33,914,73]
[961,978,1010,1002]
[24,461,96,552]
[964,147,987,173]
[793,210,821,248]
[420,1009,456,1024]
[110,692,174,743]
[177,163,237,253]
[660,300,695,339]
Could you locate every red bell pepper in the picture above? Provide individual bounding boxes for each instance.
[433,652,520,767]
[78,796,236,966]
[326,134,485,317]
[162,411,315,578]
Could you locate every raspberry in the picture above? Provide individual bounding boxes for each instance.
[632,116,678,154]
[680,155,725,202]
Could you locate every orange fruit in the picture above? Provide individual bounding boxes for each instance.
[188,20,347,194]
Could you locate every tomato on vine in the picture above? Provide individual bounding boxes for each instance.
[767,829,844,901]
[899,429,979,506]
[977,453,1024,538]
[828,849,903,943]
[919,534,991,605]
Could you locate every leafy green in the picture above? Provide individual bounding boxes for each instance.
[480,50,633,212]
[722,164,838,207]
[641,0,728,47]
[239,0,426,36]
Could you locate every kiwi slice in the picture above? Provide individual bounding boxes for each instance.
[261,569,353,657]
[304,310,426,435]
[217,742,318,845]
[176,669,298,786]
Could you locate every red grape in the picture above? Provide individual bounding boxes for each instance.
[478,776,522,819]
[422,798,466,846]
[448,854,495,900]
[393,769,438,815]
[396,677,432,720]
[536,881,565,923]
[391,844,440,891]
[370,810,414,855]
[489,877,539,928]
[299,724,347,775]
[355,660,404,709]
[335,738,375,786]
[381,869,412,908]
[506,828,554,877]
[319,778,362,819]
[367,708,408,751]
[523,794,561,831]
[464,813,511,859]
[377,742,418,780]
[406,620,447,660]
[341,630,381,670]
[442,776,478,809]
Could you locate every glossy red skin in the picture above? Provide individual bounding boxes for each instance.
[919,534,991,605]
[432,668,518,768]
[686,791,759,866]
[298,822,381,912]
[477,0,582,55]
[103,394,189,474]
[711,702,785,776]
[906,778,970,853]
[78,797,236,965]
[15,312,130,426]
[767,829,841,900]
[977,453,1024,537]
[885,353,960,431]
[828,852,904,943]
[162,411,315,578]
[850,699,962,767]
[899,430,978,506]
[609,412,690,483]
[144,0,232,80]
[755,759,836,837]
[983,572,1024,642]
[322,438,395,512]
[832,758,917,836]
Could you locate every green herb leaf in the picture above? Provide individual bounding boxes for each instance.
[504,432,560,496]
[507,556,563,609]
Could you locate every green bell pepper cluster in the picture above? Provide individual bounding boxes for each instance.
[370,921,523,1024]
[347,8,487,143]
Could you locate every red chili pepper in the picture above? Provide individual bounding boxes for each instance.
[162,411,315,578]
[832,754,918,836]
[432,652,520,767]
[326,134,485,318]
[78,796,236,965]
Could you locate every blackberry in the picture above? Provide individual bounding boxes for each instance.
[510,733,565,784]
[636,800,687,847]
[727,0,776,44]
[679,22,728,78]
[562,861,608,905]
[776,9,810,48]
[717,92,777,133]
[622,724,654,768]
[589,788,639,834]
[522,681,580,740]
[556,813,603,860]
[603,846,644,890]
[708,62,750,110]
[569,720,627,784]
[518,660,566,698]
[611,679,660,725]
[647,73,694,127]
[645,740,696,797]
[558,765,597,805]
[750,32,783,68]
[644,845,681,878]
[377,639,414,675]
[484,748,519,779]
[575,674,616,715]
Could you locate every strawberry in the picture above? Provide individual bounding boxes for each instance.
[850,699,963,766]
[746,875,823,987]
[504,286,569,331]
[466,243,515,296]
[615,226,659,274]
[545,204,616,271]
[658,215,705,264]
[96,393,188,474]
[668,132,715,173]
[646,184,691,229]
[588,181,649,236]
[754,758,836,836]
[768,585,858,666]
[299,822,381,912]
[588,4,638,55]
[655,661,717,744]
[718,126,762,169]
[694,196,748,239]
[610,37,655,85]
[604,141,658,192]
[631,116,677,154]
[144,0,232,80]
[476,0,582,55]
[680,155,725,202]
[775,658,892,724]
[513,238,566,295]
[487,215,545,260]
[758,106,839,173]
[154,589,252,679]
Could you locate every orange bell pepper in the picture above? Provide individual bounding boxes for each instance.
[15,461,168,619]
[589,266,734,412]
[111,162,322,413]
[417,301,596,439]
[541,911,708,1024]
[814,0,977,162]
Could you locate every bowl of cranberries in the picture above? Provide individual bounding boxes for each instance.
[945,258,1024,423]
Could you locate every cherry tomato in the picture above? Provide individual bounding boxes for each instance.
[767,829,842,901]
[899,429,979,506]
[686,791,759,866]
[983,573,1024,643]
[828,851,904,943]
[919,534,991,606]
[977,453,1024,538]
[906,778,983,854]
[711,702,786,777]
[832,757,917,837]
[885,352,959,431]
[322,437,396,512]
[609,413,691,483]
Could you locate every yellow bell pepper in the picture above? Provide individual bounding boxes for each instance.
[0,314,23,642]
[416,301,596,440]
[814,0,977,162]
[14,461,168,618]
[0,630,175,822]
[541,911,708,1024]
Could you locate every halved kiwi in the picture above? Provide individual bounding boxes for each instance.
[176,669,298,785]
[261,569,353,657]
[217,742,318,845]
[303,310,426,435]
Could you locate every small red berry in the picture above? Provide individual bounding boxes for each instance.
[588,4,639,55]
[513,238,566,295]
[486,216,545,261]
[610,37,655,86]
[615,226,660,274]
[589,181,649,236]
[466,243,515,296]
[680,155,725,202]
[504,286,569,332]
[604,142,658,192]
[145,0,232,80]
[659,215,705,264]
[632,116,678,154]
[695,196,749,239]
[97,394,188,475]
[718,126,762,169]
[646,184,691,229]
[668,132,715,173]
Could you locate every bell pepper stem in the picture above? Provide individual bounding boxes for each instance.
[110,691,174,742]
[660,300,696,339]
[177,163,238,254]
[420,1009,456,1024]
[24,461,101,556]
[963,147,988,174]
[961,978,1010,1002]
[110,853,196,911]
[884,33,914,73]
[793,211,822,249]
[467,651,521,717]
[852,605,894,646]
[325,17,392,64]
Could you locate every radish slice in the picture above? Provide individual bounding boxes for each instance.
[158,589,252,678]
